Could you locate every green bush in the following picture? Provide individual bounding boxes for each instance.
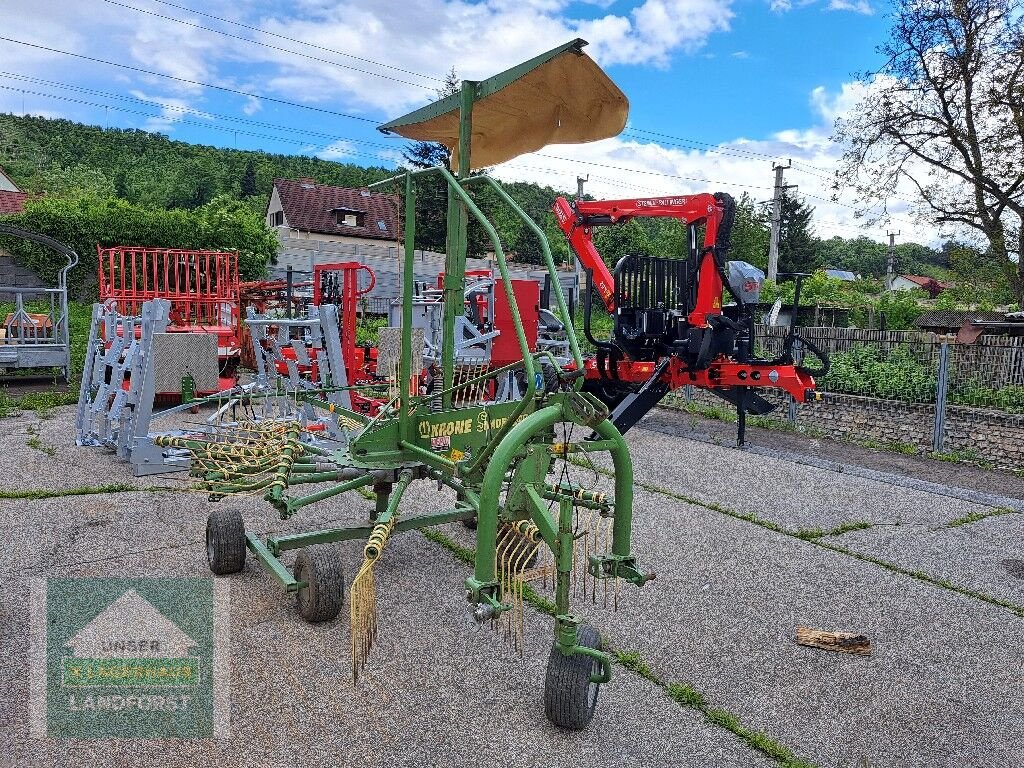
[0,193,277,296]
[952,379,1024,413]
[822,343,938,401]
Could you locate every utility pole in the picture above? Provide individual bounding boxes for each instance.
[574,175,589,306]
[767,160,795,282]
[885,230,900,291]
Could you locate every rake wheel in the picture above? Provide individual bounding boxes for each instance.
[294,545,345,623]
[544,625,602,730]
[206,507,246,575]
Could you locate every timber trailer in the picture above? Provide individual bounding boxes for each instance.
[164,40,653,730]
[552,193,830,443]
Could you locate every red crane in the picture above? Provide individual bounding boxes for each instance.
[553,192,828,443]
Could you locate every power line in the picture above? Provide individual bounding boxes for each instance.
[135,0,445,83]
[627,126,836,175]
[533,151,774,192]
[0,33,928,233]
[103,0,437,91]
[0,86,397,162]
[0,72,403,149]
[0,35,380,124]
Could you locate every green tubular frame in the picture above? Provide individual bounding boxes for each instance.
[204,51,652,689]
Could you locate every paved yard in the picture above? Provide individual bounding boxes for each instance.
[1,405,1022,767]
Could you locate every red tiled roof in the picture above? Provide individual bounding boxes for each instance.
[899,274,949,288]
[272,178,400,241]
[0,190,28,215]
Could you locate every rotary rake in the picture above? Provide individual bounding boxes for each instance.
[169,40,653,729]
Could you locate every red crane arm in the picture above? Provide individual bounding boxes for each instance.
[552,194,727,326]
[553,196,617,311]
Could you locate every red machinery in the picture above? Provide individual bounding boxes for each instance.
[553,192,829,443]
[436,269,541,369]
[261,262,385,415]
[314,261,377,380]
[97,246,242,393]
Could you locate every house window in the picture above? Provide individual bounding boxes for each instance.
[270,210,284,227]
[335,210,365,227]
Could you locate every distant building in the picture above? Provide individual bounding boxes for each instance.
[824,269,856,281]
[892,274,947,297]
[915,309,1024,340]
[265,178,400,247]
[0,166,28,215]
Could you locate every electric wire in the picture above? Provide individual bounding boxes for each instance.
[124,0,446,83]
[0,35,379,124]
[101,0,438,91]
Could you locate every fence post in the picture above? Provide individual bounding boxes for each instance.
[932,341,950,453]
[684,385,693,405]
[787,394,797,425]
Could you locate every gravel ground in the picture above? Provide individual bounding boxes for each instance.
[595,421,992,532]
[576,484,1024,768]
[832,513,1024,606]
[0,489,772,768]
[397,468,1024,768]
[647,407,1024,501]
[3,406,1024,766]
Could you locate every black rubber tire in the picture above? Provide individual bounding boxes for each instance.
[540,361,560,393]
[293,545,345,623]
[206,508,246,575]
[544,625,603,730]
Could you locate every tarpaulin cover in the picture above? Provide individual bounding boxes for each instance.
[380,43,628,170]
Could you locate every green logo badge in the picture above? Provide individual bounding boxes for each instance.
[34,578,227,739]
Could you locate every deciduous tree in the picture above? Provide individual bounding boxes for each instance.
[834,0,1024,300]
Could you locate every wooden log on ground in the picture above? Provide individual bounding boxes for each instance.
[795,625,871,656]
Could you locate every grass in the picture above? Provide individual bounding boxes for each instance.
[567,455,1024,618]
[0,482,141,500]
[930,447,996,470]
[792,521,874,540]
[24,423,56,456]
[946,506,1018,528]
[857,437,920,455]
[420,525,818,768]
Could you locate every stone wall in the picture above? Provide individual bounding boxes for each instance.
[671,387,1024,470]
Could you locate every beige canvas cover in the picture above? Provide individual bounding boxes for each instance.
[387,52,628,170]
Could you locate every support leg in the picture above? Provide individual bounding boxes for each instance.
[372,481,392,522]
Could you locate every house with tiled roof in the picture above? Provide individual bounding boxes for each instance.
[265,178,400,246]
[0,166,44,291]
[891,273,948,297]
[0,166,29,215]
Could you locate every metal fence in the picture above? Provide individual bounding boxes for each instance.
[671,326,1024,470]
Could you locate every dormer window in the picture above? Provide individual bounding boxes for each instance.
[333,207,365,227]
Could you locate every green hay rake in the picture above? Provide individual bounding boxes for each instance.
[168,40,652,729]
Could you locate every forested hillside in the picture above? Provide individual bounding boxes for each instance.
[0,112,1010,310]
[0,113,392,209]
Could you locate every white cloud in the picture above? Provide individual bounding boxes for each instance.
[489,79,941,247]
[770,0,873,13]
[826,0,873,14]
[242,96,262,116]
[318,140,356,160]
[731,50,750,59]
[256,0,734,111]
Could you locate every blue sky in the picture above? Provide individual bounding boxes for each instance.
[0,0,922,241]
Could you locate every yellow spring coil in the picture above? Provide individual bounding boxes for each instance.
[351,516,397,682]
